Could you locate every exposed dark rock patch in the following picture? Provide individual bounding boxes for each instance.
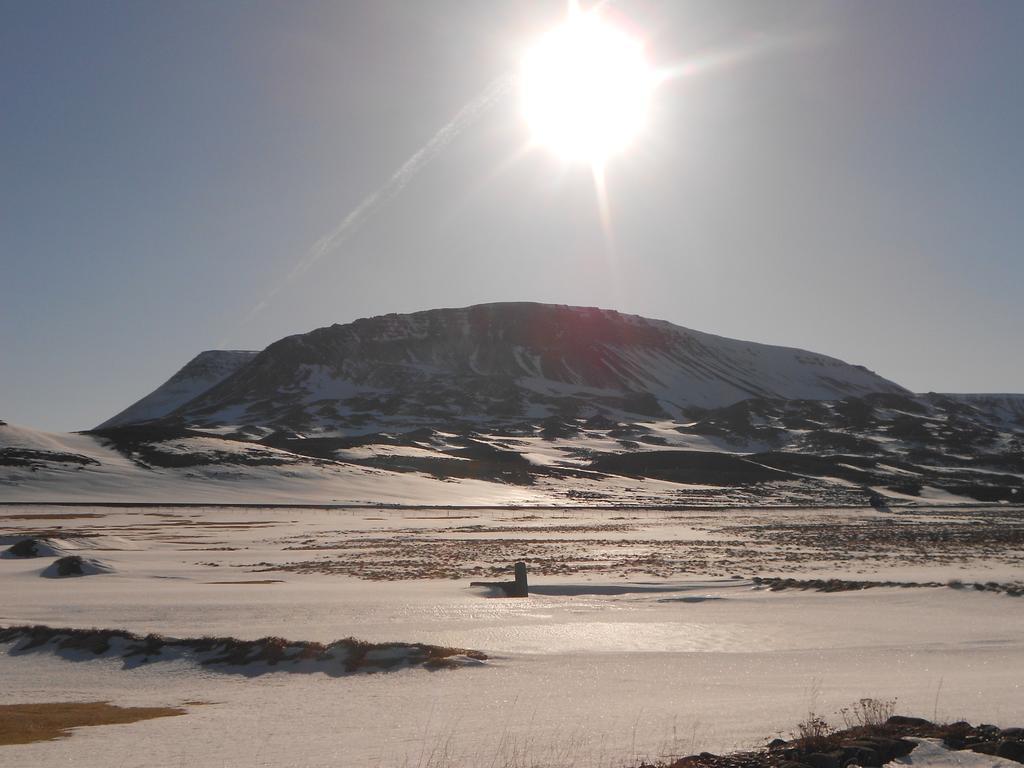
[5,538,52,558]
[658,717,1024,768]
[0,448,99,468]
[0,625,487,675]
[40,556,114,578]
[752,576,1024,596]
[93,426,300,470]
[79,389,1024,506]
[54,556,83,576]
[752,577,942,593]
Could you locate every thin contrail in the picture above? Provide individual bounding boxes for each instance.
[233,74,512,333]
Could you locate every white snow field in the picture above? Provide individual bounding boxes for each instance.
[896,740,1024,768]
[1,505,1022,767]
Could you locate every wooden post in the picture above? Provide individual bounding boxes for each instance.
[510,561,529,597]
[469,561,529,597]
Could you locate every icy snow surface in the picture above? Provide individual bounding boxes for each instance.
[894,740,1024,768]
[1,505,1022,767]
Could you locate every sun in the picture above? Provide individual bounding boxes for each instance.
[520,7,655,164]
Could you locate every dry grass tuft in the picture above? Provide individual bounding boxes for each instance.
[0,702,185,746]
[793,712,836,752]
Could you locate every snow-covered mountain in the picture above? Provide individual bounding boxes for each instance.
[3,304,1021,507]
[99,350,258,429]
[107,303,908,433]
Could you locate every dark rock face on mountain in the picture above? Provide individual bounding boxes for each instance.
[675,392,1024,502]
[108,303,907,433]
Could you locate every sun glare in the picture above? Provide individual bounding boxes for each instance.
[520,8,655,164]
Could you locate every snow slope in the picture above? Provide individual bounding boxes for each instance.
[0,422,545,505]
[98,350,258,429]
[943,394,1024,428]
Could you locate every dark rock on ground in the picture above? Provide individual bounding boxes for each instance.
[998,742,1024,762]
[6,538,42,557]
[886,716,934,728]
[803,752,842,768]
[839,742,881,766]
[53,556,84,576]
[667,716,1024,768]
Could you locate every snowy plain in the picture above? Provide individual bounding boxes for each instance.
[1,504,1022,768]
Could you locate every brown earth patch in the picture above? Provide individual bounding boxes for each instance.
[0,701,185,746]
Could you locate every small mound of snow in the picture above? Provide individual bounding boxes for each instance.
[41,555,115,578]
[891,739,1022,768]
[3,537,69,559]
[0,625,488,676]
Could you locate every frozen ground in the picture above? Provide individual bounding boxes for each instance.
[1,505,1022,767]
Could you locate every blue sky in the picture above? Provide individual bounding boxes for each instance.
[3,0,1023,432]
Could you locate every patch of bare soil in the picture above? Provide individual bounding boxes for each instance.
[0,701,185,746]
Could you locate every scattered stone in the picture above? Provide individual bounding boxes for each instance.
[886,716,934,729]
[840,742,881,766]
[998,742,1024,762]
[804,752,842,768]
[665,717,1024,768]
[972,741,1000,755]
